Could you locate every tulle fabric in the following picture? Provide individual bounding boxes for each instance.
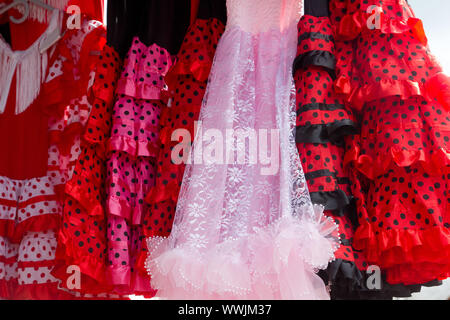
[146,0,339,300]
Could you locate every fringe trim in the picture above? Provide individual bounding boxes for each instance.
[16,0,69,24]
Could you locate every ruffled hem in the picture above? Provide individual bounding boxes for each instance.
[55,230,107,285]
[116,78,164,101]
[385,262,450,286]
[65,178,103,217]
[353,223,450,270]
[296,119,357,145]
[344,142,450,180]
[145,180,180,205]
[293,51,336,77]
[108,135,159,158]
[336,77,428,112]
[0,278,76,300]
[146,207,339,299]
[9,214,60,244]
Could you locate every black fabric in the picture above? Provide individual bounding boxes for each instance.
[304,0,330,17]
[310,190,352,213]
[107,0,191,58]
[0,22,11,46]
[297,102,347,114]
[295,119,358,145]
[197,0,227,23]
[293,51,336,77]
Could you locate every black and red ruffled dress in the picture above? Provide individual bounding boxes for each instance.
[295,0,445,299]
[330,0,450,286]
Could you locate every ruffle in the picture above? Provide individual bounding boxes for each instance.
[385,262,450,286]
[425,72,450,111]
[65,173,103,218]
[344,139,450,180]
[165,18,225,89]
[336,77,428,112]
[145,180,180,205]
[293,51,336,77]
[146,207,340,299]
[1,280,75,300]
[310,190,353,213]
[9,214,60,244]
[296,119,357,145]
[294,15,336,75]
[353,222,450,271]
[55,229,107,286]
[108,135,159,158]
[84,44,121,155]
[116,37,172,101]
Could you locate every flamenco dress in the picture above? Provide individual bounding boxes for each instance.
[295,0,436,299]
[145,0,340,300]
[0,8,108,299]
[103,0,190,296]
[330,0,450,286]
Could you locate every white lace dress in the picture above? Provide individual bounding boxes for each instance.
[146,0,340,299]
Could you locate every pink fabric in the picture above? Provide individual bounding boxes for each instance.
[145,0,340,300]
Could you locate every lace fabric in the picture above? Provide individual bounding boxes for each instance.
[146,0,339,299]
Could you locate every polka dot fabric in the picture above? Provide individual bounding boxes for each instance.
[104,37,172,296]
[54,44,122,296]
[330,0,450,286]
[143,18,225,246]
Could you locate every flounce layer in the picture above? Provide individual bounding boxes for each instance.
[146,208,340,299]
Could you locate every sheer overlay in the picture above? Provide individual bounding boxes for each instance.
[146,0,339,299]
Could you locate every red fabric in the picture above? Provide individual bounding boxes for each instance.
[68,0,104,23]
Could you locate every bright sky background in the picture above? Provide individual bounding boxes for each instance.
[409,0,450,74]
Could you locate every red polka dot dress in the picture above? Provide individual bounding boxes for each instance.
[330,0,450,286]
[52,44,123,297]
[0,12,107,299]
[295,0,439,299]
[104,37,172,296]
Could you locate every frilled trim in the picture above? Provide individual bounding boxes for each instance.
[84,44,121,153]
[116,78,165,101]
[145,180,180,206]
[385,262,450,285]
[335,76,429,112]
[310,189,353,213]
[48,122,84,157]
[344,142,450,180]
[55,230,107,285]
[165,18,225,90]
[425,72,450,111]
[5,281,76,300]
[65,177,103,218]
[296,119,357,145]
[108,135,159,158]
[9,214,61,244]
[116,37,172,101]
[293,51,336,77]
[353,223,450,270]
[294,15,336,75]
[335,10,427,45]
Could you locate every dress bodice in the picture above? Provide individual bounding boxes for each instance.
[226,0,303,33]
